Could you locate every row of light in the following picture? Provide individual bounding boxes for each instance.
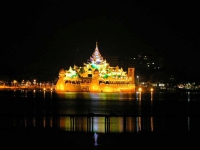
[20,88,54,92]
[138,87,154,92]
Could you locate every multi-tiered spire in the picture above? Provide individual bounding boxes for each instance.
[90,41,104,64]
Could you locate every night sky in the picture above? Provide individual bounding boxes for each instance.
[1,1,199,81]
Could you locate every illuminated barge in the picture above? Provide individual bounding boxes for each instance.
[55,42,135,92]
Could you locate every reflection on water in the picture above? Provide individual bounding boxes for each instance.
[1,90,200,134]
[56,92,135,100]
[5,115,194,134]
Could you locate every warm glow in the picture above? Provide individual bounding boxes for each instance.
[138,87,142,92]
[55,42,136,92]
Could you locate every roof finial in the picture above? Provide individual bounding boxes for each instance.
[96,41,98,48]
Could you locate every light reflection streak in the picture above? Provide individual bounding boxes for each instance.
[25,90,27,97]
[151,92,153,101]
[136,92,141,101]
[15,116,155,134]
[151,117,154,132]
[60,117,70,131]
[33,89,36,97]
[59,116,145,133]
[43,90,45,98]
[20,90,24,97]
[45,116,53,128]
[50,91,52,98]
[187,92,190,102]
[110,117,123,133]
[13,90,16,97]
[93,117,104,133]
[94,132,98,146]
[126,117,136,132]
[188,117,190,131]
[57,92,135,100]
[136,117,142,133]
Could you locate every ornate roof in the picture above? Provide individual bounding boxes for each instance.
[90,42,104,64]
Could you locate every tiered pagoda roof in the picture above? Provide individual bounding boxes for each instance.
[90,42,104,64]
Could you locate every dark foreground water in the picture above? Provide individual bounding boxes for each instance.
[1,89,200,149]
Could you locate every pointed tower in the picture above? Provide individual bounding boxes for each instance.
[90,41,104,64]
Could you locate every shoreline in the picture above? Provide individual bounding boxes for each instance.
[1,86,200,93]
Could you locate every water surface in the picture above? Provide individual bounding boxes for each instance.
[1,89,200,148]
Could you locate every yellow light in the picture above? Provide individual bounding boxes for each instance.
[150,88,153,92]
[138,87,142,92]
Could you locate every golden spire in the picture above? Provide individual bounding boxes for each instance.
[96,41,98,49]
[90,41,104,64]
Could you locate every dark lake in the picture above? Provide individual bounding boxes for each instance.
[1,89,200,149]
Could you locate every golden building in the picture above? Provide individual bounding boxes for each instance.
[55,42,135,92]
